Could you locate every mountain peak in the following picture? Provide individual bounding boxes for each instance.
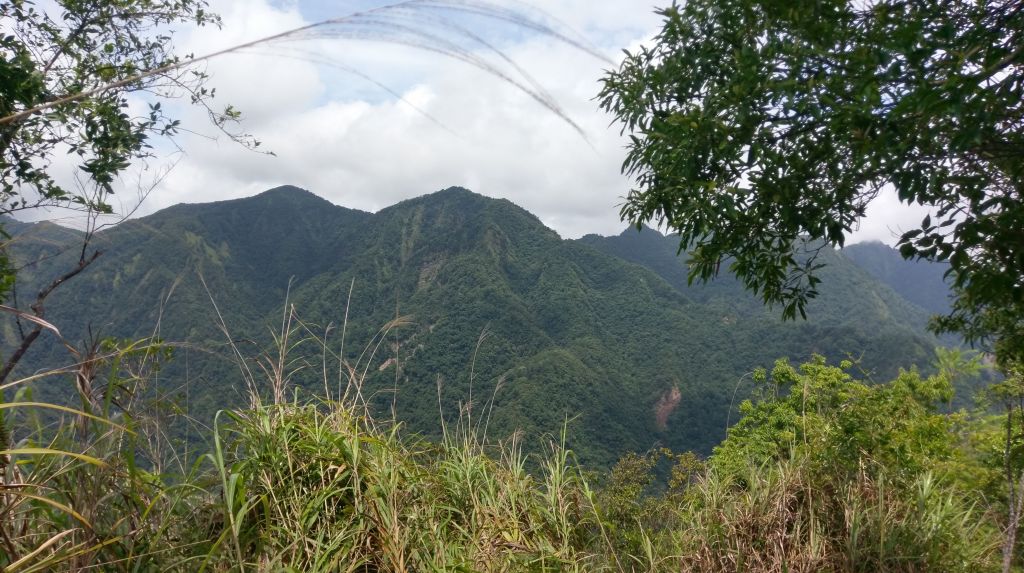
[433,186,476,197]
[380,186,488,213]
[255,184,318,199]
[373,186,560,248]
[148,185,343,222]
[619,224,664,238]
[245,185,340,209]
[412,186,491,207]
[581,225,665,242]
[385,185,520,214]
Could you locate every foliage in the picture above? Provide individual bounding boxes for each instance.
[609,356,1001,572]
[2,326,603,571]
[2,186,956,465]
[669,457,998,573]
[595,447,700,559]
[0,197,1002,569]
[979,364,1024,570]
[712,356,960,480]
[0,338,206,571]
[0,0,231,216]
[598,0,1024,363]
[206,404,597,571]
[0,0,251,452]
[3,349,1006,572]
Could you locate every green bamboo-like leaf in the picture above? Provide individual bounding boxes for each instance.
[0,447,107,467]
[0,402,133,435]
[4,529,77,573]
[5,491,92,526]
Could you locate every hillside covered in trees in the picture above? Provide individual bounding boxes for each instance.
[3,0,1022,569]
[6,185,954,465]
[7,186,1011,572]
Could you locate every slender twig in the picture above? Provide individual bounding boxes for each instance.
[0,250,101,385]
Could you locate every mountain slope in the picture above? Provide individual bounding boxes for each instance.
[578,227,941,375]
[842,240,953,317]
[3,187,949,466]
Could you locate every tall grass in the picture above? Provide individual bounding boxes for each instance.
[0,311,1006,571]
[661,459,997,573]
[203,401,596,571]
[0,339,215,571]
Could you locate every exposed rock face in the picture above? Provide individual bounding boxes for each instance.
[654,385,682,431]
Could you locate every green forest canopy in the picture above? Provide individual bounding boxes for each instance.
[599,0,1024,364]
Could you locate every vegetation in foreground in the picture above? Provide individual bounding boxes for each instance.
[1,342,1016,572]
[2,0,1023,571]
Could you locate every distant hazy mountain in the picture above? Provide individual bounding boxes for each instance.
[3,187,948,466]
[578,225,941,336]
[842,241,953,317]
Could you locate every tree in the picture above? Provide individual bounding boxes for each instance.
[0,0,248,207]
[987,366,1024,572]
[0,0,248,479]
[0,0,263,377]
[0,0,254,298]
[0,0,276,468]
[599,0,1024,363]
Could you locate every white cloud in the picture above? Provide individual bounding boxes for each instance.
[19,0,928,246]
[175,0,323,125]
[117,0,660,238]
[849,187,936,246]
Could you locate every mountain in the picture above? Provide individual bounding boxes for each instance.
[578,226,942,368]
[842,241,953,317]
[2,187,949,466]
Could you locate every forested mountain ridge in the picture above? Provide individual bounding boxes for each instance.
[842,240,953,317]
[578,226,945,369]
[4,186,950,465]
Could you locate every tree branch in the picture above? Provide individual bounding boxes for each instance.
[0,250,101,385]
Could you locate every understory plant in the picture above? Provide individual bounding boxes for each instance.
[0,317,1007,571]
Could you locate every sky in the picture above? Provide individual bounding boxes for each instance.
[32,0,930,243]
